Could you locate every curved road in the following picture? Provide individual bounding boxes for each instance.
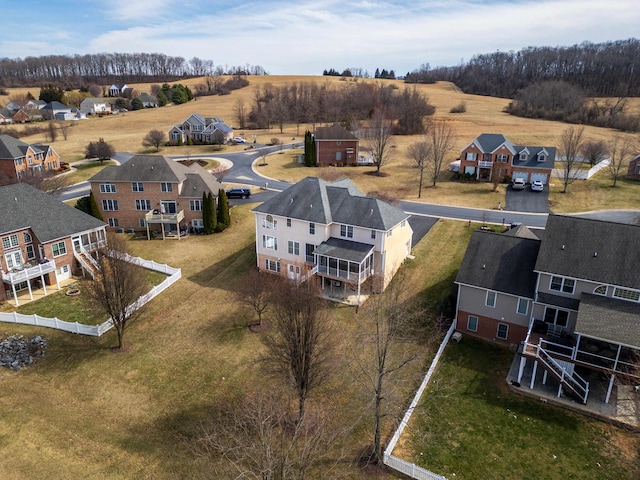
[55,143,640,228]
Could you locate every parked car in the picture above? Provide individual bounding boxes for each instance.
[226,188,251,199]
[233,137,247,143]
[531,180,544,192]
[512,178,526,190]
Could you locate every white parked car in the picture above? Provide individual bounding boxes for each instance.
[531,180,544,192]
[233,137,246,143]
[512,178,526,190]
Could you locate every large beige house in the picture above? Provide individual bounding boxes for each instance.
[252,177,413,304]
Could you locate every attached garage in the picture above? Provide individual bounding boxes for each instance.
[512,171,529,183]
[531,172,548,185]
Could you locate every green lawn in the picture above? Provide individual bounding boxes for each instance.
[53,160,116,187]
[407,338,639,479]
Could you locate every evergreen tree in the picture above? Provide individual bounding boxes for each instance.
[88,191,103,220]
[304,130,316,167]
[216,189,230,231]
[202,191,217,234]
[157,91,168,106]
[74,196,90,215]
[39,84,65,103]
[131,97,143,110]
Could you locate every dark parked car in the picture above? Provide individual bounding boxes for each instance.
[226,188,251,199]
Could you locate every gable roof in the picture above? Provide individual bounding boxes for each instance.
[461,133,514,154]
[575,293,640,348]
[314,124,358,141]
[252,176,408,231]
[41,101,71,111]
[535,215,640,290]
[456,229,540,298]
[0,108,14,119]
[88,155,221,195]
[80,97,108,106]
[0,183,105,243]
[511,145,556,170]
[0,134,46,160]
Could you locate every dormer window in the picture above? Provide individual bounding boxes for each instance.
[538,154,546,162]
[519,152,528,161]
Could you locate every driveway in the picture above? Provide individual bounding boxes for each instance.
[505,185,549,213]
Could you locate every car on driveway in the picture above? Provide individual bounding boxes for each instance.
[531,180,544,192]
[226,188,251,199]
[512,178,526,190]
[233,137,247,143]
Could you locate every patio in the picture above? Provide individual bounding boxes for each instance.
[4,277,78,308]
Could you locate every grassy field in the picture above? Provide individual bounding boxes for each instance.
[405,338,639,479]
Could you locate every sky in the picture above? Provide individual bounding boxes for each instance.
[2,0,639,76]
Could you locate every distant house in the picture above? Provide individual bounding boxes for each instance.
[89,155,223,236]
[11,108,34,123]
[80,98,112,116]
[252,176,413,304]
[0,134,61,183]
[626,154,640,181]
[137,93,158,108]
[459,133,555,184]
[109,84,128,97]
[168,114,233,145]
[0,182,107,305]
[40,101,74,121]
[6,99,45,112]
[455,215,640,406]
[314,124,359,166]
[0,108,14,124]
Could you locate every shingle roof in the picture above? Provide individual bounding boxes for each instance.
[456,229,540,298]
[0,183,105,243]
[314,237,375,263]
[537,292,580,311]
[535,215,640,290]
[0,134,46,160]
[252,177,409,231]
[575,293,640,348]
[314,124,358,141]
[512,145,556,170]
[41,101,70,110]
[473,133,514,153]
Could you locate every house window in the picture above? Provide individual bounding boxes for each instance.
[189,200,202,211]
[517,298,528,315]
[288,241,300,256]
[23,233,32,244]
[519,152,528,161]
[538,154,546,162]
[305,243,315,263]
[496,154,509,163]
[265,259,280,273]
[340,225,353,238]
[287,218,292,227]
[108,218,119,227]
[496,323,509,340]
[613,287,640,302]
[51,241,67,257]
[467,315,478,332]
[371,230,376,239]
[26,244,35,260]
[161,182,173,192]
[262,235,277,250]
[309,223,315,234]
[135,199,151,211]
[593,285,608,296]
[100,183,116,193]
[485,291,496,308]
[335,152,342,161]
[550,276,575,294]
[466,152,478,161]
[102,199,118,211]
[139,218,146,228]
[131,182,144,192]
[263,215,277,230]
[2,234,19,249]
[544,307,569,327]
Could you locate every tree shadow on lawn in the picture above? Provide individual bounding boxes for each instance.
[187,243,256,293]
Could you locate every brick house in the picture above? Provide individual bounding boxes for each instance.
[626,154,640,180]
[252,176,412,304]
[459,133,555,184]
[455,215,640,405]
[89,155,223,237]
[1,183,107,305]
[0,134,61,184]
[314,124,359,166]
[168,114,233,145]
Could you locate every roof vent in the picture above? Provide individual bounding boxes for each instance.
[482,264,486,269]
[290,198,293,204]
[151,165,154,169]
[310,203,312,208]
[593,252,598,257]
[561,244,565,250]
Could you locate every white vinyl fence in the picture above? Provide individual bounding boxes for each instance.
[0,255,181,337]
[383,321,457,480]
[551,158,610,180]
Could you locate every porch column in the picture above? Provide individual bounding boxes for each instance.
[605,374,615,404]
[542,370,548,385]
[572,334,581,361]
[530,361,538,390]
[517,357,526,383]
[55,271,61,291]
[40,274,48,295]
[146,221,151,240]
[11,282,19,306]
[26,279,33,301]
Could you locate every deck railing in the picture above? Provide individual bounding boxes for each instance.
[2,260,56,284]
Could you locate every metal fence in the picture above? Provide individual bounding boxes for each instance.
[0,255,181,337]
[382,321,456,480]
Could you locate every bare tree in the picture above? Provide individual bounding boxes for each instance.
[85,232,148,349]
[581,140,608,167]
[407,140,431,198]
[362,111,394,175]
[142,129,166,151]
[59,123,70,141]
[352,273,433,465]
[558,126,585,193]
[426,119,456,186]
[195,387,347,479]
[608,136,633,187]
[262,280,335,421]
[233,97,246,129]
[85,138,115,164]
[236,269,272,327]
[46,121,58,142]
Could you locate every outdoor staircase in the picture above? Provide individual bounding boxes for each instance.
[74,249,100,279]
[535,345,590,404]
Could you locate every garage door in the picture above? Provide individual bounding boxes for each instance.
[512,171,529,182]
[531,173,548,184]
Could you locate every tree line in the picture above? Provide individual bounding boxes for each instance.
[405,38,640,98]
[0,52,267,87]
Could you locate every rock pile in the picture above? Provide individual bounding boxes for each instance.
[0,334,47,371]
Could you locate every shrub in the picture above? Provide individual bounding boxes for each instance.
[450,102,467,113]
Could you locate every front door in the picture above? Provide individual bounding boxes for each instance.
[161,201,177,214]
[288,264,300,281]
